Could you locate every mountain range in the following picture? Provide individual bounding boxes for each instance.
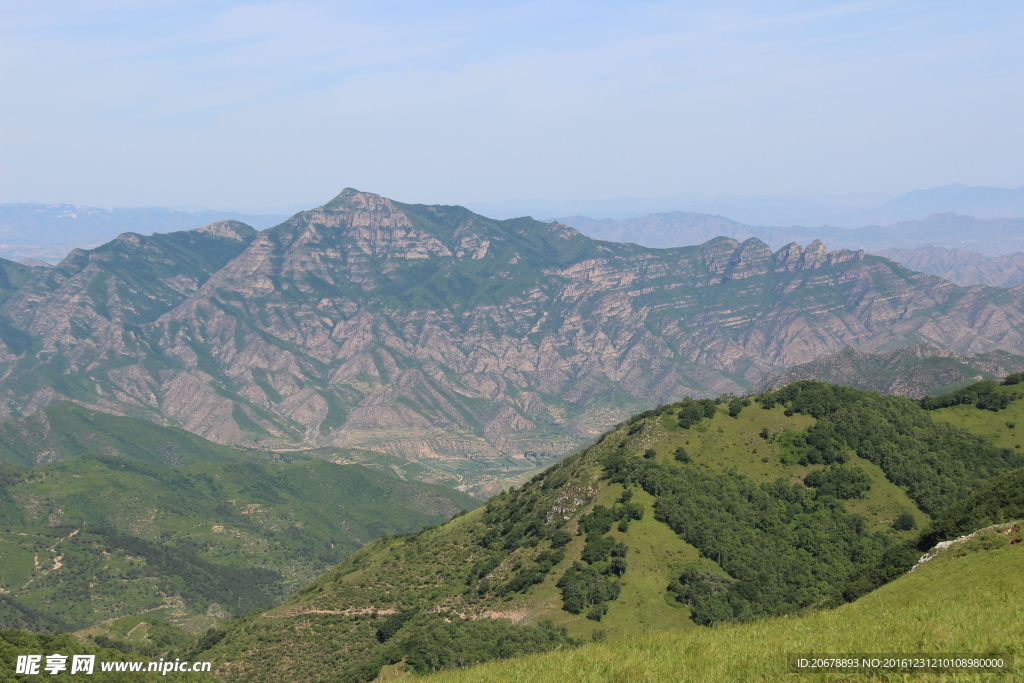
[874,245,1024,288]
[468,183,1024,226]
[561,211,1024,257]
[0,204,287,263]
[8,184,1024,267]
[3,189,1024,494]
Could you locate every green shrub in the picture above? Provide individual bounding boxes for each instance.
[678,399,717,429]
[728,398,751,417]
[919,468,1024,548]
[764,381,1024,515]
[804,466,872,499]
[557,563,622,614]
[376,609,419,643]
[892,513,917,531]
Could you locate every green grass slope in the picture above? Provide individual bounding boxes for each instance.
[193,381,1024,682]
[0,401,259,467]
[426,522,1024,683]
[928,382,1024,451]
[0,455,478,633]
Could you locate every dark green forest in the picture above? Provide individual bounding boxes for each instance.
[760,381,1024,515]
[604,450,891,624]
[336,615,579,683]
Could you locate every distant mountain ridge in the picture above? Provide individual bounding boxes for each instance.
[752,345,1024,398]
[8,184,1024,265]
[562,211,1024,257]
[862,184,1024,225]
[468,184,1024,226]
[0,203,287,262]
[875,245,1024,288]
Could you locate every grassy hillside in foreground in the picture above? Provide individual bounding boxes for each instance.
[0,456,479,634]
[424,522,1024,683]
[189,380,1024,682]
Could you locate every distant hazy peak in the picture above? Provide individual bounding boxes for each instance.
[873,244,1024,288]
[876,244,991,268]
[770,239,865,271]
[17,258,52,268]
[0,203,285,262]
[114,232,144,246]
[193,219,258,240]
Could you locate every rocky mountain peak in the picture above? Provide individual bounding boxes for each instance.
[321,187,390,211]
[16,258,53,269]
[543,221,586,241]
[273,188,442,261]
[727,238,774,277]
[193,220,257,241]
[772,240,864,271]
[803,238,828,264]
[773,242,804,268]
[114,232,144,246]
[698,236,742,273]
[247,191,603,292]
[699,237,864,279]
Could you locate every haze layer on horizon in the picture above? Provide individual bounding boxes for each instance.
[2,1,1022,211]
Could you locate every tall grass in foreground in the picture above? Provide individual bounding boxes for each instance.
[425,541,1024,682]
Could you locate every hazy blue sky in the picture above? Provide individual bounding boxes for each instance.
[2,1,1022,211]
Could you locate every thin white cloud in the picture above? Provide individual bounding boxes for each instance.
[0,1,1021,207]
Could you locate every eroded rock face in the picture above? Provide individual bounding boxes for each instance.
[2,188,1024,468]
